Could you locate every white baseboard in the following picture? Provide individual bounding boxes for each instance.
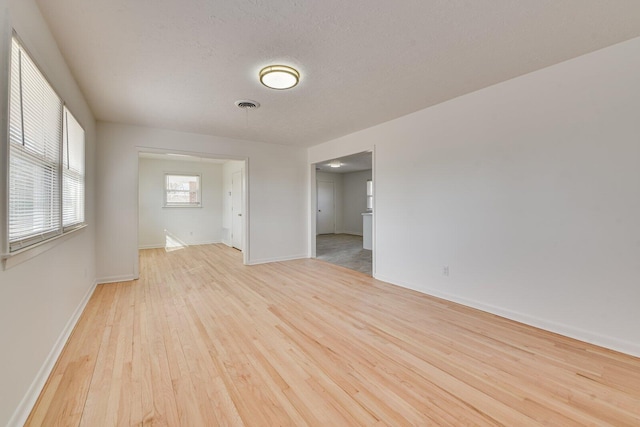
[190,240,222,246]
[7,281,97,427]
[247,253,308,265]
[138,240,222,250]
[96,274,137,284]
[375,274,640,358]
[138,243,164,249]
[319,231,363,237]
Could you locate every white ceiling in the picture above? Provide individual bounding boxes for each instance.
[316,151,372,174]
[36,0,640,147]
[138,152,227,164]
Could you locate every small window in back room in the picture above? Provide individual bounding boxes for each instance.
[164,174,201,207]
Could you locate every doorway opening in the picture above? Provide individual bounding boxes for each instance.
[312,151,373,276]
[137,151,248,265]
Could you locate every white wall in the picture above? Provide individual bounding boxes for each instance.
[138,158,223,248]
[309,37,640,357]
[96,123,308,282]
[222,160,244,246]
[342,170,372,235]
[0,1,97,425]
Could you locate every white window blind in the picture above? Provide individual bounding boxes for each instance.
[7,36,86,253]
[9,38,63,251]
[164,174,201,207]
[62,107,85,229]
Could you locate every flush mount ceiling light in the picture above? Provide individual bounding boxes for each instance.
[329,160,342,168]
[259,65,300,90]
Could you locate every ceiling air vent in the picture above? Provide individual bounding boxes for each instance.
[235,100,260,109]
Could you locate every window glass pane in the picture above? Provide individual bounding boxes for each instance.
[165,174,201,206]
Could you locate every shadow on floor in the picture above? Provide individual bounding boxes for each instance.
[316,233,372,275]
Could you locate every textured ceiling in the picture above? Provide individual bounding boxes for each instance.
[316,151,372,174]
[35,0,640,147]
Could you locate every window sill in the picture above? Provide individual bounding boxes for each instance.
[162,205,202,208]
[2,224,87,270]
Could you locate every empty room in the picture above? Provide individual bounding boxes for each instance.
[1,1,640,426]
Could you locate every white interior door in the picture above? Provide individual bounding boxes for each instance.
[317,180,335,234]
[231,171,243,250]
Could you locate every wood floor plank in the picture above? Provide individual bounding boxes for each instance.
[26,244,640,426]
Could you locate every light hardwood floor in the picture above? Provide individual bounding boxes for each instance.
[27,244,640,426]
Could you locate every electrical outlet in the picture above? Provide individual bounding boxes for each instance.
[443,266,449,277]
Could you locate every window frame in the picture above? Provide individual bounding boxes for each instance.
[163,173,202,208]
[366,179,373,211]
[62,106,86,231]
[4,33,86,261]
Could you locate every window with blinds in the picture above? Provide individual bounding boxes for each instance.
[63,107,85,229]
[7,36,86,253]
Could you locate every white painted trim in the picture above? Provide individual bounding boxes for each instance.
[6,280,97,427]
[375,274,640,358]
[370,146,376,278]
[186,241,223,246]
[241,161,249,265]
[340,230,363,237]
[138,244,165,250]
[308,165,317,258]
[96,274,137,285]
[247,253,308,265]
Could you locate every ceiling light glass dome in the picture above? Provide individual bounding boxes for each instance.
[259,65,300,90]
